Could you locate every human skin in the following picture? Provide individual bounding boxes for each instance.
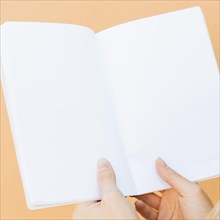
[73,158,213,220]
[135,158,213,220]
[73,158,139,219]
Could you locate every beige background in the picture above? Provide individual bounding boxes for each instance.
[0,1,219,219]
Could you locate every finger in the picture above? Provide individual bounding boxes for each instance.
[97,158,119,196]
[135,193,161,210]
[135,200,158,220]
[73,201,99,219]
[156,157,199,196]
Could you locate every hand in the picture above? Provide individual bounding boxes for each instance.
[135,158,213,220]
[73,158,139,219]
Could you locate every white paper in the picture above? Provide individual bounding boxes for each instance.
[1,22,135,209]
[1,7,219,209]
[96,7,219,195]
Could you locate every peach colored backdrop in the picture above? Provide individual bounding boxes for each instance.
[1,1,219,219]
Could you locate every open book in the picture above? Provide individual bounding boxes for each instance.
[1,7,219,209]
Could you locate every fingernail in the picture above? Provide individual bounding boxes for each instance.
[156,157,167,167]
[135,200,144,207]
[97,158,110,172]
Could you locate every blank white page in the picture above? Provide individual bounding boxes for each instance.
[1,22,135,208]
[96,7,219,194]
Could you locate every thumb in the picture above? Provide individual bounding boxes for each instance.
[156,157,200,196]
[97,158,119,196]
